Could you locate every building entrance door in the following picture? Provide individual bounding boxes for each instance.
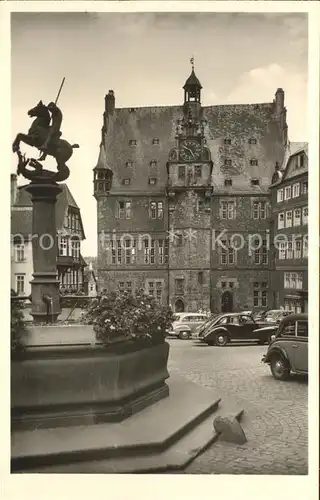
[174,299,185,313]
[221,291,233,313]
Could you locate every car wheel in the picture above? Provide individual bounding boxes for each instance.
[270,355,290,381]
[178,331,191,340]
[215,333,228,346]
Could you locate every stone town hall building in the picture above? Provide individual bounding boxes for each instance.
[93,68,296,313]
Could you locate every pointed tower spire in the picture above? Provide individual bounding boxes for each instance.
[183,58,202,104]
[93,143,113,199]
[95,142,107,170]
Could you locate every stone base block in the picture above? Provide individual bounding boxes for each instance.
[11,337,170,430]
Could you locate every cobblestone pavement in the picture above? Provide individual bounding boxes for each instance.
[167,338,308,475]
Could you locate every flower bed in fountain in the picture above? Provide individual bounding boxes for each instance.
[11,290,175,430]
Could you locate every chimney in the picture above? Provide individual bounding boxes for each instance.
[11,173,17,206]
[274,88,285,115]
[105,90,115,114]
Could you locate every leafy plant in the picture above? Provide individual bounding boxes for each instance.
[82,289,175,346]
[11,289,29,352]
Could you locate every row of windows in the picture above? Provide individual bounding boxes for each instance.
[111,239,169,265]
[284,299,304,314]
[14,272,83,295]
[122,177,158,186]
[284,272,303,289]
[129,139,160,146]
[116,200,269,221]
[127,138,258,147]
[278,238,308,260]
[59,238,81,258]
[63,211,81,232]
[220,201,268,220]
[61,269,82,287]
[121,176,263,188]
[277,180,308,202]
[278,207,308,228]
[220,240,268,266]
[117,201,164,220]
[108,237,268,265]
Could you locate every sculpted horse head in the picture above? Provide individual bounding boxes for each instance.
[27,100,50,125]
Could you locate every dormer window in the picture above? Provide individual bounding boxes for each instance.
[148,178,157,185]
[224,139,232,145]
[152,138,159,145]
[224,159,232,166]
[250,159,258,166]
[129,140,137,146]
[126,161,133,168]
[122,178,131,186]
[249,138,257,145]
[224,179,232,187]
[251,178,260,186]
[150,160,157,167]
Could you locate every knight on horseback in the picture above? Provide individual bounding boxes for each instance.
[38,101,63,161]
[12,78,79,180]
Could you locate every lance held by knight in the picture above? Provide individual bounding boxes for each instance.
[39,77,65,161]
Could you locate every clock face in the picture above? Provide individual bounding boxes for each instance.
[179,140,202,161]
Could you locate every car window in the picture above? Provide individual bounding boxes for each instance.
[185,315,198,322]
[217,316,228,325]
[195,315,206,321]
[182,315,192,322]
[229,316,239,325]
[239,315,251,323]
[297,321,308,337]
[281,321,296,336]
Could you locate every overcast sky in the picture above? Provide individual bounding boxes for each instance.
[11,12,308,256]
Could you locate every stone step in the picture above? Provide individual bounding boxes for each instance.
[13,403,244,473]
[12,375,223,472]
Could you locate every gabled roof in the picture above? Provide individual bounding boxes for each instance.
[11,183,85,239]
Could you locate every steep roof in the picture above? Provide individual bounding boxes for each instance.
[270,142,308,187]
[183,69,202,89]
[11,183,85,238]
[100,100,286,194]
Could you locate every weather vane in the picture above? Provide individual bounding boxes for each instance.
[12,77,79,183]
[190,56,195,71]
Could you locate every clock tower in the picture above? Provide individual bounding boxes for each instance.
[166,64,213,314]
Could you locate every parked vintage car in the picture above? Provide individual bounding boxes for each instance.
[168,312,210,340]
[254,309,294,323]
[261,313,308,380]
[197,312,276,346]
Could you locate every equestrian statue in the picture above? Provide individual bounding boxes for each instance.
[12,78,79,182]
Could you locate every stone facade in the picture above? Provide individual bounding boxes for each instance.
[94,69,294,313]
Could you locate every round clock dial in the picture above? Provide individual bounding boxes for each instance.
[180,140,202,161]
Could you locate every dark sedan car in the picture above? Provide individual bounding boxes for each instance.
[261,314,308,380]
[197,312,276,346]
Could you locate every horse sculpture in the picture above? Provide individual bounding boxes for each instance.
[12,100,79,177]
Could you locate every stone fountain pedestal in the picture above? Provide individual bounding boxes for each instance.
[25,172,62,323]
